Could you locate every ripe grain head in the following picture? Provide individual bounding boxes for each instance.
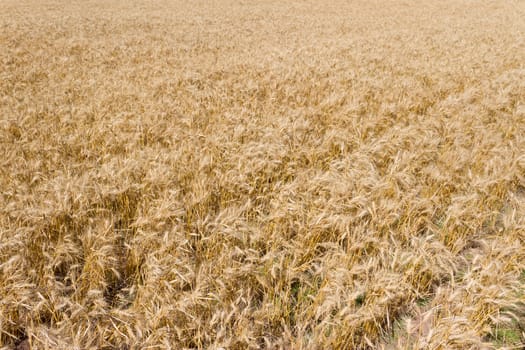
[1,0,525,349]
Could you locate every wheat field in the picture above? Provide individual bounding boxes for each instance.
[1,0,525,349]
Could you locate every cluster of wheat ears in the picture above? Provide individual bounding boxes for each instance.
[1,0,525,349]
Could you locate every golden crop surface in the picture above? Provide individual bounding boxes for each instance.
[1,0,525,349]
